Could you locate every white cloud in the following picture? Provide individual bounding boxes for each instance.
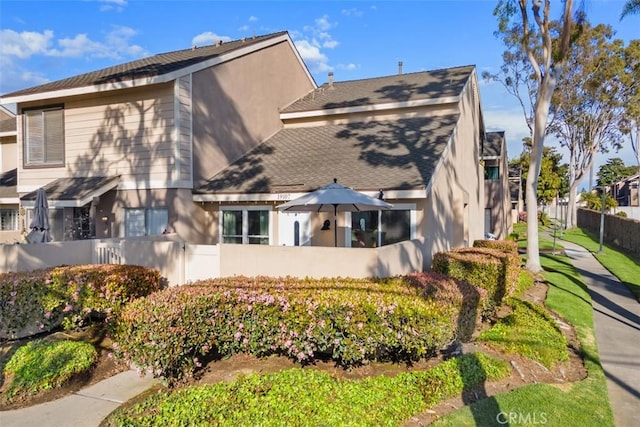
[341,8,363,17]
[248,16,258,22]
[238,25,250,32]
[293,14,340,73]
[0,29,54,59]
[191,31,232,47]
[294,39,328,64]
[99,0,127,12]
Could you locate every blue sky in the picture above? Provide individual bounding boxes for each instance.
[0,0,638,174]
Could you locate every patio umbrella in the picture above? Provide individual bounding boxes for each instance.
[26,187,52,243]
[277,179,393,247]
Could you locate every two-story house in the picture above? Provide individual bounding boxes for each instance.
[1,31,504,268]
[0,105,19,243]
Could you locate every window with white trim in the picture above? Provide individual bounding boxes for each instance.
[0,209,19,231]
[125,208,168,237]
[221,207,271,245]
[23,106,64,167]
[350,204,415,248]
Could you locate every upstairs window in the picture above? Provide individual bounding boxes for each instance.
[484,166,499,180]
[23,106,64,167]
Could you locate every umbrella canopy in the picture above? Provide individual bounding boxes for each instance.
[26,187,52,243]
[277,179,393,247]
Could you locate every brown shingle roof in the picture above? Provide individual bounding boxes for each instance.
[0,168,17,199]
[483,131,504,157]
[281,65,474,113]
[20,176,120,204]
[2,32,288,99]
[195,114,459,194]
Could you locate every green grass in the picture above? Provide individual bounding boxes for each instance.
[2,339,98,404]
[432,253,614,427]
[561,227,640,301]
[477,297,568,368]
[511,222,564,251]
[105,353,510,427]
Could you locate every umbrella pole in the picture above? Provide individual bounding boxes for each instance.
[334,204,338,247]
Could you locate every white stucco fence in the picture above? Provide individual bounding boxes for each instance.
[1,238,426,285]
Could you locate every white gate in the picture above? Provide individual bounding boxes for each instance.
[93,240,124,264]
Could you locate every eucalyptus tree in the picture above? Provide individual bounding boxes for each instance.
[492,0,579,272]
[620,40,640,170]
[621,0,640,19]
[551,23,627,229]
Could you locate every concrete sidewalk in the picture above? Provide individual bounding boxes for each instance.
[561,239,640,427]
[0,369,158,427]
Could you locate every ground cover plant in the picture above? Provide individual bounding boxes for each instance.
[104,352,510,427]
[478,297,569,368]
[111,274,486,382]
[561,227,640,301]
[432,253,614,427]
[1,339,97,405]
[0,265,165,340]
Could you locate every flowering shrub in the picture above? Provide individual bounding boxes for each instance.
[112,275,480,382]
[432,246,521,315]
[0,265,165,340]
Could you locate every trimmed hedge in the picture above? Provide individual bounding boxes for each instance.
[473,239,518,254]
[112,275,485,382]
[0,265,165,339]
[432,246,521,314]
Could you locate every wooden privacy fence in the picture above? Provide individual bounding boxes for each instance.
[577,208,640,256]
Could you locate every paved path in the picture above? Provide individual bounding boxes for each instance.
[0,370,158,427]
[561,239,640,427]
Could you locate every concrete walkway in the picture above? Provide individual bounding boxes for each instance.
[0,369,158,427]
[561,239,640,427]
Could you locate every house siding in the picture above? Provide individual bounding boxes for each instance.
[1,137,16,172]
[176,75,193,184]
[192,40,316,184]
[17,84,177,191]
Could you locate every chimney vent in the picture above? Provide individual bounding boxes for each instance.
[216,40,223,46]
[328,71,334,88]
[398,61,403,75]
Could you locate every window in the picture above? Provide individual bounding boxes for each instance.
[351,208,412,248]
[221,207,270,245]
[23,106,64,167]
[125,208,168,237]
[484,166,499,180]
[0,209,19,231]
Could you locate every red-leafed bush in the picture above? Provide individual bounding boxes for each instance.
[112,274,482,383]
[0,265,165,340]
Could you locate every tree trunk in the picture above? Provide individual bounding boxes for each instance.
[566,148,577,229]
[526,74,557,273]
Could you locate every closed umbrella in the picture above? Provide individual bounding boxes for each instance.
[26,188,52,243]
[277,179,393,247]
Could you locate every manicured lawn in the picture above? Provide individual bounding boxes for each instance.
[561,227,640,301]
[512,222,564,251]
[432,253,614,427]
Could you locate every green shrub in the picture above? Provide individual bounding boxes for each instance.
[432,247,521,315]
[616,211,627,217]
[106,352,510,426]
[0,265,165,339]
[402,272,487,341]
[2,339,98,404]
[112,276,469,382]
[473,239,518,254]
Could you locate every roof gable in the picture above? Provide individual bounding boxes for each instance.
[2,32,306,104]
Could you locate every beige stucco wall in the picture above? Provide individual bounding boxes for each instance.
[192,40,316,184]
[0,239,93,273]
[1,137,17,171]
[17,84,176,191]
[421,72,484,268]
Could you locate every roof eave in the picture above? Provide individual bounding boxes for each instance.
[280,96,460,120]
[193,188,427,203]
[1,33,300,105]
